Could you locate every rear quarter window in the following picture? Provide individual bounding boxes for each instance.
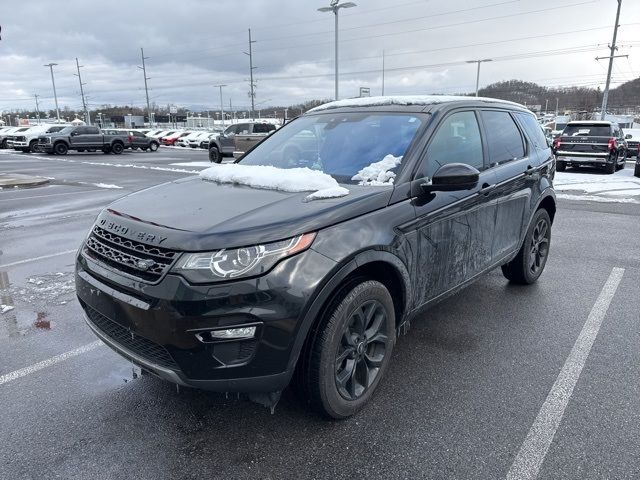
[515,113,548,150]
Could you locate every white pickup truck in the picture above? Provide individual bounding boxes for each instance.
[11,124,70,152]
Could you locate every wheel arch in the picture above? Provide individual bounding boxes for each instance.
[287,249,411,380]
[536,190,556,224]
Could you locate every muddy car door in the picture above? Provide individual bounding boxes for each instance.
[409,110,497,305]
[232,123,254,155]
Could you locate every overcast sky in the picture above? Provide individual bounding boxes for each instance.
[1,0,639,114]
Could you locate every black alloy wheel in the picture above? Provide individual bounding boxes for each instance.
[335,299,389,401]
[209,146,221,163]
[501,208,552,285]
[149,141,159,152]
[54,142,68,155]
[112,142,124,154]
[297,280,396,419]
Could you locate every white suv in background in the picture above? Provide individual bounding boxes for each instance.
[12,124,70,152]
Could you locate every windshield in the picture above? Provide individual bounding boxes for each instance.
[563,124,611,137]
[238,112,424,184]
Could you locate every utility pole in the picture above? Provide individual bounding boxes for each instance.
[466,59,492,97]
[555,97,559,115]
[138,48,152,126]
[213,84,227,127]
[382,49,385,96]
[244,29,257,119]
[74,58,90,125]
[598,0,624,120]
[43,63,60,122]
[34,94,41,125]
[229,98,235,122]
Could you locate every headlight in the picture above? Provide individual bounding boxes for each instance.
[173,232,316,283]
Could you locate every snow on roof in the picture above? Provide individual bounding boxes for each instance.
[566,120,613,125]
[308,95,522,112]
[200,164,349,201]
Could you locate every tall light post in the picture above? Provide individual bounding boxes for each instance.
[466,59,492,97]
[213,84,227,127]
[43,63,60,122]
[318,0,357,101]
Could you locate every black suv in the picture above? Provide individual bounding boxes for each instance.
[76,96,556,418]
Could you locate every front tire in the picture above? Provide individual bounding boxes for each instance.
[53,142,68,155]
[29,140,39,153]
[209,146,222,163]
[300,280,396,419]
[502,209,551,285]
[149,141,159,152]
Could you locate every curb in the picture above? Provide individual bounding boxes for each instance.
[0,174,50,188]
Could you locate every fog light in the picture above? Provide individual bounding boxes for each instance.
[211,326,257,339]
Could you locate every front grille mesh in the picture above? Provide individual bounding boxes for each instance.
[84,226,178,282]
[84,303,178,370]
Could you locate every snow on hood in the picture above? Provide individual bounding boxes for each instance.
[309,95,522,112]
[352,154,402,186]
[199,164,349,200]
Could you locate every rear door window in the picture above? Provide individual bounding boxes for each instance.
[253,123,274,134]
[480,110,525,165]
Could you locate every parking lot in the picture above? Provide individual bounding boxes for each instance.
[1,148,639,479]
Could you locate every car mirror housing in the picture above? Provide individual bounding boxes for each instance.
[421,163,480,193]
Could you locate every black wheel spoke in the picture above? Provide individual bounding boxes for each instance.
[335,346,355,367]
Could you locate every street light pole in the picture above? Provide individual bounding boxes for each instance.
[466,59,492,97]
[598,0,623,120]
[34,94,41,125]
[213,84,227,127]
[43,63,60,122]
[318,0,357,101]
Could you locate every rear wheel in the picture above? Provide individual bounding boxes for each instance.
[298,280,396,419]
[209,146,222,163]
[556,160,566,172]
[605,159,616,174]
[53,142,68,155]
[111,142,124,154]
[501,209,551,285]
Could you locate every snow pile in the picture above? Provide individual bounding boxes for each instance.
[200,164,349,200]
[554,168,640,203]
[352,155,402,186]
[93,183,123,189]
[309,95,521,112]
[1,304,14,314]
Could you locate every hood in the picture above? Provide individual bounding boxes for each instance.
[99,176,393,251]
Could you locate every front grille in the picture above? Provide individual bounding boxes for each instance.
[38,137,50,144]
[84,226,179,282]
[84,303,178,370]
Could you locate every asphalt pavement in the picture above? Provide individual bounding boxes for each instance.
[0,147,639,480]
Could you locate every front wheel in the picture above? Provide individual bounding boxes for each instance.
[29,140,39,153]
[299,280,396,419]
[149,141,159,152]
[209,146,222,163]
[502,209,551,285]
[53,142,68,155]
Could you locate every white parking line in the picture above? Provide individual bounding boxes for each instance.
[0,249,77,268]
[506,267,625,480]
[0,340,104,386]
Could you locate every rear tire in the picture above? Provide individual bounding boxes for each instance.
[501,209,551,285]
[53,142,68,155]
[556,160,566,172]
[111,142,124,154]
[297,280,396,419]
[605,159,616,174]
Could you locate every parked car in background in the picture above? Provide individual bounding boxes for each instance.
[149,130,174,140]
[208,122,276,162]
[38,125,129,155]
[12,124,69,152]
[623,128,640,158]
[552,121,627,174]
[176,132,201,147]
[76,96,556,418]
[187,132,210,148]
[103,129,160,152]
[1,127,30,149]
[162,131,191,146]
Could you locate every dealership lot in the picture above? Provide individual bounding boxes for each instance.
[1,149,639,479]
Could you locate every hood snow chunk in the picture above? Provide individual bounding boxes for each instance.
[199,164,349,200]
[352,155,402,186]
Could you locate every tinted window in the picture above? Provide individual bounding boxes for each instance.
[85,126,100,134]
[516,112,548,150]
[236,124,251,134]
[253,123,275,134]
[562,124,611,137]
[420,111,483,179]
[481,110,525,165]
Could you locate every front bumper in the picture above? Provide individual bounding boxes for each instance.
[75,246,336,392]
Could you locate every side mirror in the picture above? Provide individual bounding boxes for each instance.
[625,134,632,140]
[70,131,78,136]
[421,163,480,193]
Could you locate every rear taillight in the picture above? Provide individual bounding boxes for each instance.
[608,137,617,150]
[553,138,561,150]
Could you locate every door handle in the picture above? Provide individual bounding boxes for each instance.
[479,183,496,195]
[525,165,537,176]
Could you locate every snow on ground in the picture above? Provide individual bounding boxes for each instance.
[199,164,349,200]
[554,166,640,203]
[91,183,123,189]
[352,155,402,186]
[1,305,15,314]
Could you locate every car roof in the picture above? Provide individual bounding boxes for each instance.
[307,95,524,113]
[566,120,613,125]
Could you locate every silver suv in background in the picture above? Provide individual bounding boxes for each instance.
[208,122,277,162]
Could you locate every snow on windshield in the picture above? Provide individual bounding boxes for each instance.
[200,164,349,200]
[352,154,402,186]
